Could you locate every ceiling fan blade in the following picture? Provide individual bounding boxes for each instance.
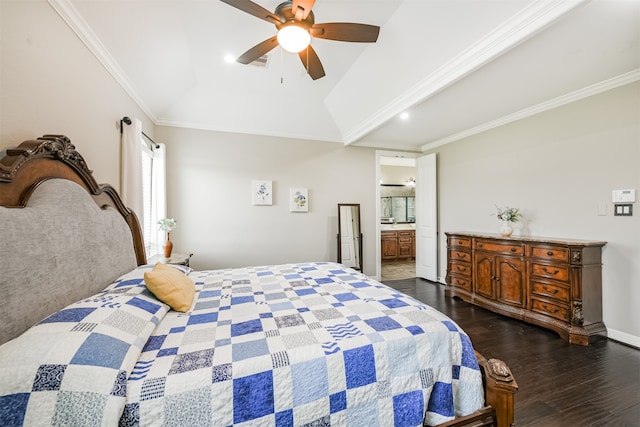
[298,45,325,80]
[236,36,279,64]
[219,0,281,25]
[311,23,380,43]
[292,0,316,21]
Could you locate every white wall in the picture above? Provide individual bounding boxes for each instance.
[381,165,416,185]
[426,82,640,346]
[156,126,378,277]
[0,0,154,189]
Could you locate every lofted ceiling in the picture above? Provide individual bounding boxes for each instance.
[51,0,639,152]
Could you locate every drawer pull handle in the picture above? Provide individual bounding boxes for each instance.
[547,251,554,256]
[458,240,464,245]
[478,243,483,248]
[542,267,559,275]
[542,304,559,313]
[543,286,559,294]
[511,248,516,252]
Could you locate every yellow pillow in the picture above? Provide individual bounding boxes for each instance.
[144,263,195,312]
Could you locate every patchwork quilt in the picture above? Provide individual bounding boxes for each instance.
[0,262,484,426]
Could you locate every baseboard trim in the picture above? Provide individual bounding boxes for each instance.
[607,328,640,350]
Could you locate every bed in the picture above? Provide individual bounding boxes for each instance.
[0,135,517,426]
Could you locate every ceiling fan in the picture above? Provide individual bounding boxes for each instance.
[220,0,380,80]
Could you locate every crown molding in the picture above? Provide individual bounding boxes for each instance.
[421,68,640,151]
[343,0,588,145]
[47,0,157,122]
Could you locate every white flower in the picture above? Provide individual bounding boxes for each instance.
[495,206,522,223]
[158,218,177,232]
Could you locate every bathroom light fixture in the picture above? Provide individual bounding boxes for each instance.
[277,24,311,53]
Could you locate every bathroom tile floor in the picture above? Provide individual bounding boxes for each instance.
[380,260,416,281]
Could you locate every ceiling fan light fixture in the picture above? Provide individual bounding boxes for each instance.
[277,24,311,53]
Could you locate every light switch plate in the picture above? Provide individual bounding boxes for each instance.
[614,204,633,216]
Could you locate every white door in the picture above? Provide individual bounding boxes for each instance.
[340,207,357,268]
[416,153,437,281]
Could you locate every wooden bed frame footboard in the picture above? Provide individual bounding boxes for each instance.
[476,351,517,427]
[436,352,518,427]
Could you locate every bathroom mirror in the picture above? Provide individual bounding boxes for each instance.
[337,204,363,271]
[380,184,415,224]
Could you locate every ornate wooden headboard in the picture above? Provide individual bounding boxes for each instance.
[0,135,146,344]
[0,135,146,263]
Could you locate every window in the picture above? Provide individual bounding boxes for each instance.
[140,140,167,256]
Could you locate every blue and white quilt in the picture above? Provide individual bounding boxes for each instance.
[0,262,484,426]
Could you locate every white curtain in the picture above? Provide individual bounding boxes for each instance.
[121,117,144,221]
[122,117,168,257]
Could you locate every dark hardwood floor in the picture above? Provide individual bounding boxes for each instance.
[382,278,640,427]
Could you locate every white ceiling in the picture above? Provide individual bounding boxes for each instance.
[52,0,639,152]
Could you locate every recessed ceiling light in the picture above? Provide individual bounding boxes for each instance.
[399,112,410,120]
[224,54,236,63]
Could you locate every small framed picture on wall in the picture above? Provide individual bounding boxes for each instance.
[290,188,308,212]
[252,180,272,205]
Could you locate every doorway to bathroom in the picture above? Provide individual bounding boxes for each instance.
[377,153,416,281]
[375,151,438,282]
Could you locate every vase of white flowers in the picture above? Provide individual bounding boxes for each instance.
[495,206,521,237]
[158,218,177,258]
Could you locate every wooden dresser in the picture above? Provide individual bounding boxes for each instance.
[445,232,606,345]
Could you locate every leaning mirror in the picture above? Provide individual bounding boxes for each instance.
[337,204,363,271]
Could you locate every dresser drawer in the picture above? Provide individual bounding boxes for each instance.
[530,280,570,303]
[449,261,471,277]
[530,245,569,263]
[448,236,471,249]
[531,298,570,322]
[475,239,524,255]
[449,275,471,292]
[531,263,569,282]
[398,230,414,238]
[449,249,471,263]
